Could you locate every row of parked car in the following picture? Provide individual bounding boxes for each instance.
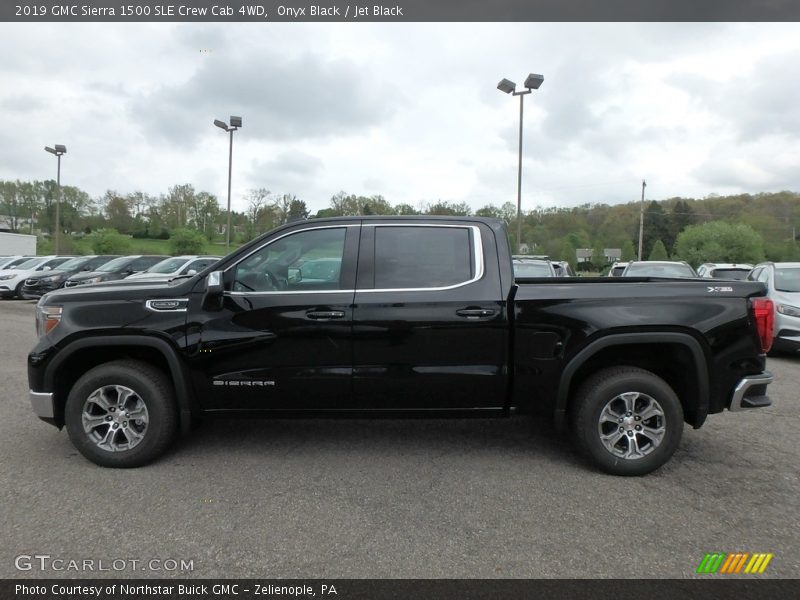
[512,256,800,353]
[0,254,221,299]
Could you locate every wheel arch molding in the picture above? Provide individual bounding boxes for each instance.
[44,335,195,434]
[553,331,711,432]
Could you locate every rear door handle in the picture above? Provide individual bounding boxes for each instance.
[456,308,497,319]
[306,310,346,320]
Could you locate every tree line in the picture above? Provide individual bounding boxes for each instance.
[1,179,798,266]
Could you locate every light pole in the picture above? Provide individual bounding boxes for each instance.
[44,144,67,254]
[214,116,242,249]
[497,73,543,254]
[637,179,647,260]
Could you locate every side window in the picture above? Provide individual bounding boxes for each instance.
[757,268,770,284]
[184,258,217,274]
[373,226,475,289]
[130,257,160,272]
[233,228,347,292]
[748,268,761,281]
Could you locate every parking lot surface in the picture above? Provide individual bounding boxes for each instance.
[1,299,798,578]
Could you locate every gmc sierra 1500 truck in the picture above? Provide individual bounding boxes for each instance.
[28,217,775,475]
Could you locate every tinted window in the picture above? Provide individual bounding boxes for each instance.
[131,257,167,271]
[147,257,188,273]
[611,265,627,277]
[624,263,696,278]
[711,268,750,280]
[774,267,800,292]
[184,258,219,273]
[98,257,135,272]
[36,257,71,270]
[374,226,474,289]
[514,261,553,277]
[234,227,347,292]
[54,256,92,271]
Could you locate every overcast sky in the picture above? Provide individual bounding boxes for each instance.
[1,22,799,214]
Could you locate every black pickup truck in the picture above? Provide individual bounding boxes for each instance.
[28,217,775,475]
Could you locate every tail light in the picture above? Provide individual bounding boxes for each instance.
[751,297,774,353]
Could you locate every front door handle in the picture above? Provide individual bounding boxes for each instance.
[306,310,346,320]
[456,308,497,319]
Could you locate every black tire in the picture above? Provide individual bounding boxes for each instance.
[571,366,684,476]
[65,360,178,468]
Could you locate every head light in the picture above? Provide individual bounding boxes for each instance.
[35,305,62,337]
[777,304,800,318]
[0,274,16,280]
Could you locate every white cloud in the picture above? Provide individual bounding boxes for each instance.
[0,22,798,214]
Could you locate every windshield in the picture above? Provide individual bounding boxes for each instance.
[625,263,696,278]
[146,257,188,274]
[14,257,44,270]
[711,268,750,280]
[97,256,134,272]
[514,261,553,277]
[774,267,800,293]
[55,256,92,271]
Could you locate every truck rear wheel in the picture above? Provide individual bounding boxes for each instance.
[64,360,178,468]
[572,367,683,476]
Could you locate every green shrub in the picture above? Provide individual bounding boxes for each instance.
[169,228,206,255]
[88,229,131,254]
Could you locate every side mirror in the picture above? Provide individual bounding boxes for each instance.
[202,270,224,310]
[288,267,302,284]
[187,269,197,276]
[42,266,52,271]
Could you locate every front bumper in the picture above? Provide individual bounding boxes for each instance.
[0,285,17,298]
[21,282,59,299]
[30,390,58,426]
[728,372,773,411]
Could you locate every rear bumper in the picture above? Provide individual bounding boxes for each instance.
[728,372,773,411]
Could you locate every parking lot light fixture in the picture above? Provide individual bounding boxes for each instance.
[214,116,243,249]
[44,144,67,254]
[497,73,544,253]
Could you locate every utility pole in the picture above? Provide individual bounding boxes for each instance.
[637,179,647,261]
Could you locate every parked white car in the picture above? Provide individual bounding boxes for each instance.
[0,255,34,270]
[0,256,73,299]
[124,255,221,282]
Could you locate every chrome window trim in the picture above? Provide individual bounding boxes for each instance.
[359,224,484,293]
[225,222,484,296]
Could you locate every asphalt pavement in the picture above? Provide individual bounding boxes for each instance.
[1,299,798,579]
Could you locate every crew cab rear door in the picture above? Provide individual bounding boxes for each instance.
[352,221,506,409]
[188,223,360,411]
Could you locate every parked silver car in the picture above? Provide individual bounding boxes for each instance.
[621,261,698,278]
[696,263,753,280]
[748,262,800,353]
[512,258,557,278]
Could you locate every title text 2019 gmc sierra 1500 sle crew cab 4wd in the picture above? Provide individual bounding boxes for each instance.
[27,217,775,475]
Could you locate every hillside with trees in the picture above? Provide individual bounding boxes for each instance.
[1,178,798,266]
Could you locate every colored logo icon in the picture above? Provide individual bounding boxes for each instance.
[697,552,773,574]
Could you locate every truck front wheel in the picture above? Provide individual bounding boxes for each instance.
[572,367,684,476]
[64,360,178,468]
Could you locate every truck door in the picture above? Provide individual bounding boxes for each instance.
[189,224,359,411]
[351,221,506,409]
